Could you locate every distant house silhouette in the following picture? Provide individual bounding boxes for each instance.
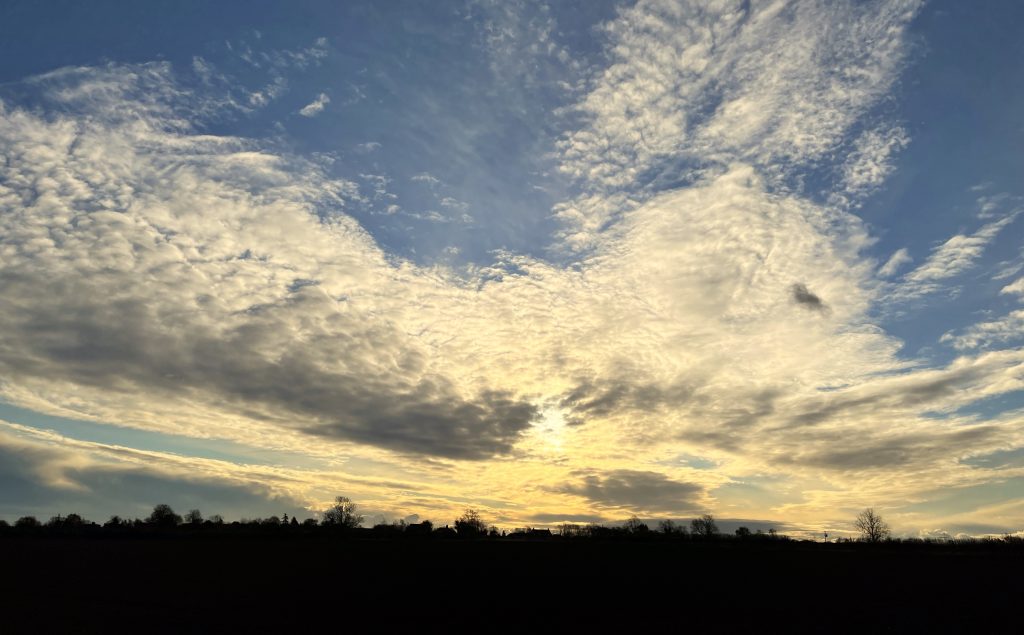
[405,521,433,536]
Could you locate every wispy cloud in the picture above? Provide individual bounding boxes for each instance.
[895,214,1020,299]
[941,275,1024,351]
[879,248,913,277]
[840,124,910,200]
[554,0,920,250]
[941,311,1024,351]
[1001,278,1024,298]
[299,92,330,117]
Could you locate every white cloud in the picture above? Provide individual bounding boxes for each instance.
[554,0,921,249]
[248,75,288,107]
[938,273,1024,352]
[439,197,469,212]
[223,36,330,109]
[841,124,909,198]
[974,192,1022,219]
[1001,278,1024,298]
[354,141,381,153]
[411,173,441,186]
[299,92,331,117]
[879,248,912,278]
[941,311,1024,351]
[895,214,1020,299]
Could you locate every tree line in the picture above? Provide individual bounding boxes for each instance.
[2,500,1021,546]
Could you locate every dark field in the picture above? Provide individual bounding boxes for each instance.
[2,537,1021,633]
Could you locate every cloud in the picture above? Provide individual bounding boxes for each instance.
[879,248,912,277]
[941,310,1024,351]
[791,283,828,313]
[556,470,704,514]
[554,0,921,249]
[299,92,330,117]
[975,192,1021,219]
[411,173,441,186]
[1001,278,1024,298]
[783,426,1000,471]
[354,141,381,153]
[0,426,309,521]
[840,124,909,198]
[780,351,1024,429]
[222,36,329,109]
[896,214,1020,299]
[233,35,329,71]
[0,65,538,460]
[526,512,608,524]
[558,376,696,423]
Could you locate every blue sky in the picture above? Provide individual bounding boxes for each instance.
[0,0,1022,537]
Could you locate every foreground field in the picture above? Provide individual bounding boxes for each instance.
[2,537,1020,632]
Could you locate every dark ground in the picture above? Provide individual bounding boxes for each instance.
[1,537,1020,633]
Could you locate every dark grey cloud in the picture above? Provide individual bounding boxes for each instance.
[940,522,1023,536]
[0,435,308,522]
[0,276,537,460]
[781,426,999,471]
[559,376,695,423]
[786,365,989,428]
[960,447,1024,469]
[556,469,703,514]
[791,283,828,312]
[674,388,782,452]
[527,512,608,524]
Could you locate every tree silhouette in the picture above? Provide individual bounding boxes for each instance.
[691,514,719,537]
[854,508,890,543]
[622,516,649,534]
[14,516,40,529]
[454,508,487,537]
[658,519,686,536]
[47,513,86,528]
[322,496,363,529]
[147,504,182,527]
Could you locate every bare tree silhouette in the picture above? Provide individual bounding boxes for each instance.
[322,496,363,529]
[854,508,890,543]
[691,514,719,538]
[454,508,487,537]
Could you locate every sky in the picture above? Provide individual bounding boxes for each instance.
[0,0,1022,538]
